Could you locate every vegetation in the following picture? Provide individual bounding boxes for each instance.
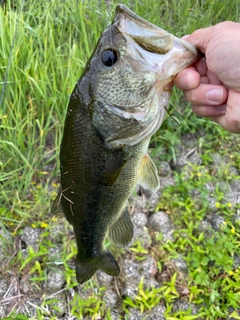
[0,0,240,319]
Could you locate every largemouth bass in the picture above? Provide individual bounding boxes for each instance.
[52,4,200,284]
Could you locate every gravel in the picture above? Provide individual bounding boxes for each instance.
[1,133,239,319]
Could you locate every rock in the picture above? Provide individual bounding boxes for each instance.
[121,259,141,299]
[20,274,43,294]
[121,257,159,300]
[103,289,118,308]
[159,175,175,191]
[233,254,240,269]
[20,226,41,251]
[148,211,174,242]
[230,179,240,196]
[45,269,65,293]
[122,281,139,300]
[207,196,219,213]
[229,179,240,205]
[233,213,240,224]
[48,294,67,317]
[212,153,222,166]
[125,308,143,320]
[26,298,42,318]
[48,246,63,263]
[158,161,171,177]
[171,152,202,171]
[228,306,240,319]
[197,220,213,238]
[148,304,166,319]
[49,219,67,244]
[132,226,152,248]
[146,191,162,211]
[171,256,188,275]
[110,309,121,320]
[132,212,148,228]
[172,299,199,315]
[96,270,113,287]
[207,214,225,231]
[122,259,140,282]
[139,257,158,279]
[0,278,9,297]
[0,306,7,319]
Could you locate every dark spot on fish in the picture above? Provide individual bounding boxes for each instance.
[101,49,118,67]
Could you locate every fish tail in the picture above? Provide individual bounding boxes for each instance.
[76,251,120,284]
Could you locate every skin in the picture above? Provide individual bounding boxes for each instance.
[173,21,240,133]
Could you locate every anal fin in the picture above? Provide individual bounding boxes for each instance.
[107,208,133,247]
[138,154,160,193]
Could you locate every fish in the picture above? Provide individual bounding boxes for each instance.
[52,4,200,284]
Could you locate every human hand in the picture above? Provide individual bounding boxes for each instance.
[174,21,240,133]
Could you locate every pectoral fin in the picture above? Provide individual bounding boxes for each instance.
[138,154,160,193]
[98,151,127,186]
[108,207,133,246]
[50,190,63,215]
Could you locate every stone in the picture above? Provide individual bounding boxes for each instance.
[139,257,158,279]
[197,220,213,238]
[148,211,174,242]
[158,161,171,177]
[148,304,166,319]
[132,212,148,228]
[122,259,140,282]
[132,226,152,248]
[124,307,143,320]
[0,278,9,297]
[207,214,225,231]
[159,175,175,191]
[110,309,121,320]
[171,256,188,275]
[20,226,41,251]
[103,289,118,308]
[172,299,199,315]
[121,281,139,300]
[46,269,65,292]
[20,274,43,294]
[49,295,67,317]
[96,270,113,287]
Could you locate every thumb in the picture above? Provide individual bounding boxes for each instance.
[183,26,214,53]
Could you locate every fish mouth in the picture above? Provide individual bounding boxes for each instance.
[114,4,200,85]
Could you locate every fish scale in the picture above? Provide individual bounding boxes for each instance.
[52,4,200,283]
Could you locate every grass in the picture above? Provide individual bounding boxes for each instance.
[0,0,240,319]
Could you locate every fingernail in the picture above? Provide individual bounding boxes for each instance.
[206,88,223,103]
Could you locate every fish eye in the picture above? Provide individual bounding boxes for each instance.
[101,49,118,67]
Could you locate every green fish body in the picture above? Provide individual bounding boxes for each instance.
[53,4,200,284]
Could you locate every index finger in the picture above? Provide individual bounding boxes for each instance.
[174,67,200,90]
[185,27,212,53]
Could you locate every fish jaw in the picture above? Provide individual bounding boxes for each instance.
[114,4,200,86]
